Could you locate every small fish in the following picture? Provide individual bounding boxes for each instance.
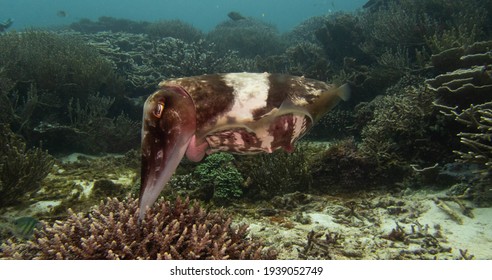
[228,11,246,21]
[56,10,67,18]
[13,217,39,238]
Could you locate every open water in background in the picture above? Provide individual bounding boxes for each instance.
[1,0,366,32]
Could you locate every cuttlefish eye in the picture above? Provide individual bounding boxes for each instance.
[153,102,165,118]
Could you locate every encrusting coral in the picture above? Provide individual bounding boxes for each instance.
[0,197,276,260]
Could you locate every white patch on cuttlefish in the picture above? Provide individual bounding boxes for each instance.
[221,72,270,123]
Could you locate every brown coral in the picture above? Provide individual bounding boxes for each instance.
[453,101,492,174]
[0,197,276,260]
[0,124,54,207]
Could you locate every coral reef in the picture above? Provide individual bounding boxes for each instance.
[69,16,150,34]
[81,32,257,96]
[427,42,492,110]
[0,30,132,153]
[0,197,276,260]
[207,18,284,58]
[316,13,369,68]
[0,125,54,207]
[452,102,492,175]
[237,143,317,199]
[427,41,492,204]
[256,42,331,81]
[283,15,329,45]
[145,19,203,42]
[310,139,376,191]
[193,153,244,205]
[356,83,451,184]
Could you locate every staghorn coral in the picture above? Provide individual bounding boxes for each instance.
[0,125,54,207]
[427,41,492,205]
[452,102,492,175]
[357,84,450,183]
[0,197,276,260]
[80,32,257,95]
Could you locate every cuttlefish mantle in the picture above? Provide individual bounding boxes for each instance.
[139,72,350,219]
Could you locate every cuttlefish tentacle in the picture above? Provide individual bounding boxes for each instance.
[139,73,350,219]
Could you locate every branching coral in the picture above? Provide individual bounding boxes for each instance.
[357,84,449,182]
[256,42,331,80]
[207,18,284,58]
[0,30,127,151]
[452,102,492,175]
[315,13,368,68]
[0,125,54,207]
[425,41,492,204]
[81,32,257,95]
[0,197,276,260]
[360,1,438,48]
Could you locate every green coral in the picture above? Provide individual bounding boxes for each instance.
[0,125,54,207]
[194,153,243,204]
[237,143,316,199]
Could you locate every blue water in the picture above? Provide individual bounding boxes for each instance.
[1,0,366,32]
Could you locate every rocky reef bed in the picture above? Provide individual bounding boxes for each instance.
[234,190,491,260]
[1,153,490,260]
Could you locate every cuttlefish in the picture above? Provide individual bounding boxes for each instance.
[139,72,349,219]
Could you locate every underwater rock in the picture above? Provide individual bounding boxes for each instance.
[91,179,123,199]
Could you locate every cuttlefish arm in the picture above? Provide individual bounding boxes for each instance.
[139,73,350,219]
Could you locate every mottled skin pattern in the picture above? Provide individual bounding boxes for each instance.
[140,73,349,219]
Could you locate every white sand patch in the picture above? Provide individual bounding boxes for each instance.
[59,152,124,163]
[419,200,492,259]
[72,179,94,198]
